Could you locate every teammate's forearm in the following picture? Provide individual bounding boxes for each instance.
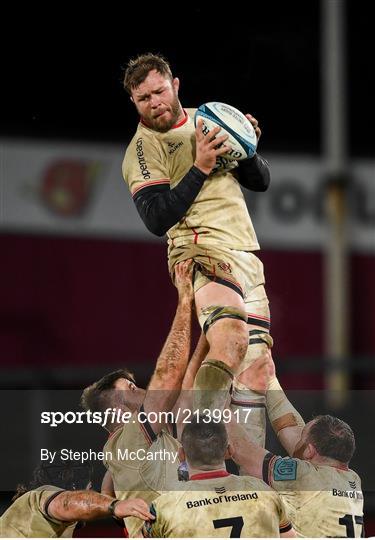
[182,332,209,390]
[227,421,266,478]
[48,490,115,522]
[267,377,305,433]
[236,153,270,192]
[266,376,305,455]
[172,333,208,429]
[150,297,192,388]
[133,166,207,236]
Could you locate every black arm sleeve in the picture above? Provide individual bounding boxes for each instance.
[262,451,275,485]
[133,166,208,237]
[236,153,271,192]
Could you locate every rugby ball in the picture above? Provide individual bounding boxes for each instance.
[194,102,257,160]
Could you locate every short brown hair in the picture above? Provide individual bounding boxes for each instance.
[123,53,173,94]
[80,368,135,414]
[308,415,356,464]
[181,418,228,468]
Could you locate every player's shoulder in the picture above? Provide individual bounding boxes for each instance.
[240,474,274,491]
[152,485,188,510]
[34,484,62,494]
[123,124,164,174]
[126,123,160,150]
[185,108,197,120]
[103,424,124,449]
[103,414,142,450]
[319,463,363,487]
[347,467,362,485]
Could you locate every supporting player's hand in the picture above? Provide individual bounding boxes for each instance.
[113,498,155,521]
[194,118,232,175]
[236,349,273,394]
[245,113,261,141]
[174,259,194,302]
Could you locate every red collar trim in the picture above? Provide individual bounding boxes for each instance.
[335,463,349,471]
[140,110,188,130]
[172,110,188,128]
[190,470,230,481]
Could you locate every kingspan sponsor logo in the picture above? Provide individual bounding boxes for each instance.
[136,138,151,180]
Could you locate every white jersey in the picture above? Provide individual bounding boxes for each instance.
[103,410,180,537]
[143,470,292,538]
[123,110,260,252]
[263,453,364,537]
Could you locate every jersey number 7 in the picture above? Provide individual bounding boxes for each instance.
[213,517,244,537]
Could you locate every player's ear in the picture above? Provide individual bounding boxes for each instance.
[224,443,234,460]
[127,380,137,392]
[178,446,186,462]
[130,96,134,103]
[304,443,316,460]
[172,77,180,93]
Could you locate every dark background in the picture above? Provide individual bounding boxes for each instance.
[2,1,375,537]
[3,2,374,155]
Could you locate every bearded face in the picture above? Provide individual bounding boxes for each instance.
[131,69,184,132]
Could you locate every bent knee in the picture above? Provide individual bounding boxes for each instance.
[208,317,249,362]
